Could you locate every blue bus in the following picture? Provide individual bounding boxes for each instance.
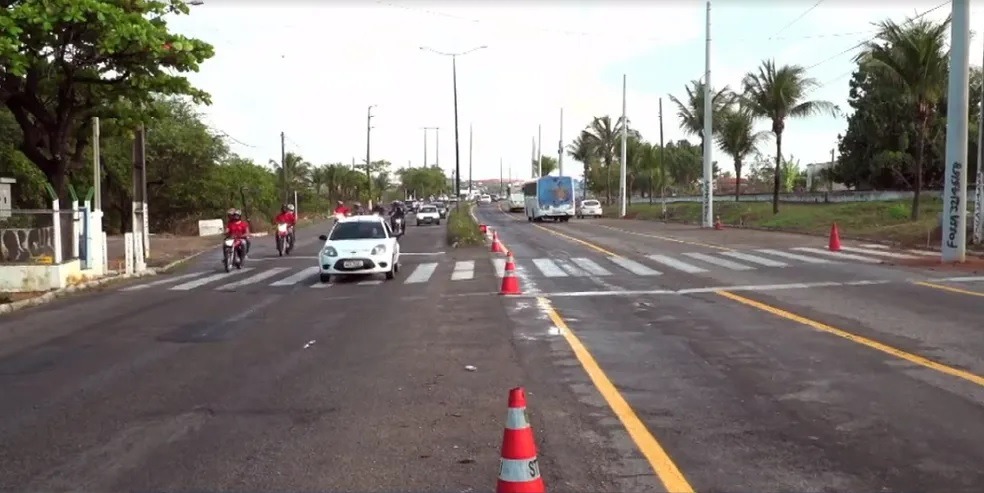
[522,176,575,222]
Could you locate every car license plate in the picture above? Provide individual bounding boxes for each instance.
[343,260,362,268]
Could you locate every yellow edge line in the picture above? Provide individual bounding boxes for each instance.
[539,297,696,493]
[716,290,984,388]
[914,281,984,298]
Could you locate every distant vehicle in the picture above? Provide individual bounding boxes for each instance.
[523,176,575,222]
[432,201,449,218]
[577,199,603,218]
[416,205,441,226]
[478,194,492,204]
[491,194,500,202]
[317,215,402,283]
[506,184,525,212]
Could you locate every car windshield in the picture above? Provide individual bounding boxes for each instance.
[329,221,388,240]
[583,200,600,207]
[420,207,437,213]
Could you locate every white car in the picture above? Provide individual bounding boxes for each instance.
[416,205,441,226]
[317,215,402,283]
[478,194,492,204]
[577,199,603,218]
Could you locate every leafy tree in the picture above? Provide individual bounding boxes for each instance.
[669,79,734,156]
[716,105,771,200]
[856,16,950,220]
[398,166,448,199]
[532,155,558,176]
[0,0,214,197]
[567,132,596,195]
[741,59,838,214]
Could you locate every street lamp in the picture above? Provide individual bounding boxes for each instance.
[419,45,488,198]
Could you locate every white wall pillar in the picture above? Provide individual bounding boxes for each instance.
[51,199,63,264]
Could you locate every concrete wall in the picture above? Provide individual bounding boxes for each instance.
[0,259,82,292]
[0,226,55,262]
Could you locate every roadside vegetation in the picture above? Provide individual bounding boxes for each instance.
[447,204,484,247]
[569,13,980,243]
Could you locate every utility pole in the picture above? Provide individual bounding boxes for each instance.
[620,74,627,218]
[468,123,473,195]
[975,45,984,244]
[530,137,536,178]
[942,0,970,262]
[537,124,542,177]
[702,0,714,227]
[280,131,287,203]
[500,157,504,196]
[452,55,461,198]
[131,124,148,268]
[366,105,375,204]
[659,97,666,219]
[422,126,439,167]
[558,108,564,176]
[435,128,440,168]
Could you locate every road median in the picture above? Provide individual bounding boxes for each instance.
[447,203,485,247]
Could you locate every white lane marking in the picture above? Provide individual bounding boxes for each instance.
[838,246,920,259]
[170,268,254,291]
[608,256,661,275]
[932,275,984,282]
[907,249,938,256]
[720,251,789,267]
[756,249,832,264]
[216,267,291,290]
[270,266,320,286]
[401,252,446,256]
[683,252,753,270]
[451,260,476,280]
[310,280,332,288]
[861,243,889,249]
[120,271,207,291]
[492,258,506,278]
[645,254,708,273]
[359,279,383,285]
[554,258,588,277]
[792,247,882,263]
[532,258,569,277]
[405,262,439,284]
[572,258,613,276]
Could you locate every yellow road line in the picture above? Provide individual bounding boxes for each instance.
[913,281,984,298]
[539,297,696,493]
[716,290,984,388]
[532,224,619,257]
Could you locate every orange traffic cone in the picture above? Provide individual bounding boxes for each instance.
[492,231,504,253]
[480,224,488,234]
[828,223,842,251]
[714,215,724,230]
[499,265,522,295]
[496,387,544,493]
[504,252,516,272]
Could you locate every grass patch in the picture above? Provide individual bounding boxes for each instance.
[616,197,951,247]
[447,204,485,247]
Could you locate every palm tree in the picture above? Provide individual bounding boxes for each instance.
[581,116,622,204]
[857,17,949,220]
[741,59,839,214]
[669,80,734,154]
[716,105,771,201]
[567,132,596,197]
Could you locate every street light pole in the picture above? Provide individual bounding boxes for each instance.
[422,126,439,167]
[420,45,488,198]
[366,105,375,204]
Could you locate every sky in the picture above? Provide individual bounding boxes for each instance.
[167,1,984,182]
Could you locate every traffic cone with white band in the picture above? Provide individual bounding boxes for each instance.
[492,231,504,253]
[496,387,544,493]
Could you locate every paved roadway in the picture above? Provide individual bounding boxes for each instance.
[2,205,984,492]
[479,205,984,493]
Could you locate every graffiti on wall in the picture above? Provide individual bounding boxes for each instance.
[0,227,55,262]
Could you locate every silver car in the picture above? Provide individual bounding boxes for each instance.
[577,199,603,218]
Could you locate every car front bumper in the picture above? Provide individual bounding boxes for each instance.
[417,216,440,223]
[320,255,393,274]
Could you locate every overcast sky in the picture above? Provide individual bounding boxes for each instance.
[168,1,984,181]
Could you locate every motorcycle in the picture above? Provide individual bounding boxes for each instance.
[275,222,293,256]
[222,236,246,272]
[391,216,405,235]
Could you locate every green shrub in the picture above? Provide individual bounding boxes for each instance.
[446,204,484,246]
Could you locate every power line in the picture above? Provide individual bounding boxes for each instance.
[769,0,825,40]
[803,1,949,71]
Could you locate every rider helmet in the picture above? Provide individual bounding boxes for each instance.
[286,204,295,212]
[227,208,242,221]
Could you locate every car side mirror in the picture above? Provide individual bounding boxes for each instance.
[318,234,328,241]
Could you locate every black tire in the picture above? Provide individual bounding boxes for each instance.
[223,251,231,273]
[385,268,395,280]
[435,220,440,225]
[319,273,331,283]
[416,221,421,226]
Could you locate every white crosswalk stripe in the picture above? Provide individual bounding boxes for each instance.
[683,252,753,270]
[127,244,933,292]
[645,254,707,273]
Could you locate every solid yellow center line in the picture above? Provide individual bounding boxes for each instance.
[539,297,696,493]
[716,290,984,388]
[913,281,984,298]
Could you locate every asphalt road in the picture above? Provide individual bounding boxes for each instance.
[478,205,984,493]
[3,206,984,492]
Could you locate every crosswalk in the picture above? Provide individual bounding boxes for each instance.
[119,244,938,293]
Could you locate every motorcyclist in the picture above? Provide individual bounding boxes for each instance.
[352,202,365,215]
[371,202,386,216]
[225,208,251,256]
[389,201,406,233]
[333,200,350,216]
[274,204,297,247]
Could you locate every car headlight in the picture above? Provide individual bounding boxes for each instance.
[323,246,338,257]
[371,244,387,255]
